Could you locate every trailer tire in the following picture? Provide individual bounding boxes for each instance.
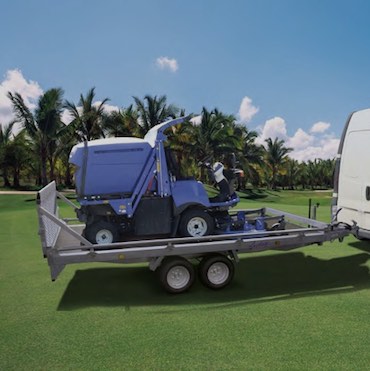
[159,257,195,294]
[179,209,214,237]
[84,220,119,244]
[199,254,234,290]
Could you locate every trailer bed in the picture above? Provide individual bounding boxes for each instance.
[37,182,353,293]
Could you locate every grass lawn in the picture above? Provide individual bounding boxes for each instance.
[0,190,369,370]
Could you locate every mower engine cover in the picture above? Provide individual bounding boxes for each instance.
[69,137,152,197]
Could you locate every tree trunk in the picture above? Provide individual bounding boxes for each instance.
[49,156,55,182]
[41,146,48,186]
[2,167,11,187]
[13,167,20,188]
[64,163,72,188]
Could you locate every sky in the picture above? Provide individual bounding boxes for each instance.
[1,0,370,161]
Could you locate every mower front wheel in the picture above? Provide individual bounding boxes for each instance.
[84,220,119,244]
[179,209,214,237]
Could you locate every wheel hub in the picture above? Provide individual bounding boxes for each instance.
[187,217,207,237]
[96,229,114,244]
[167,266,190,289]
[207,262,229,284]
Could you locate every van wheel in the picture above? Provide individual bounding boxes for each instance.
[199,254,234,290]
[85,220,119,244]
[158,257,195,294]
[179,209,214,237]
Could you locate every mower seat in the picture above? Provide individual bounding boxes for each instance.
[209,178,232,203]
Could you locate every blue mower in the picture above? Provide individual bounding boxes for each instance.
[69,116,241,244]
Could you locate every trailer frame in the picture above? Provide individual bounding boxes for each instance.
[37,182,354,293]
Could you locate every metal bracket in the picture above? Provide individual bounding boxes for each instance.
[149,256,164,271]
[230,249,240,263]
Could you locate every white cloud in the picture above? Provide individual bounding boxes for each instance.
[155,56,179,72]
[190,115,202,126]
[310,121,330,134]
[0,69,43,128]
[256,116,339,161]
[61,109,74,125]
[289,131,339,161]
[238,96,259,123]
[255,116,288,146]
[286,128,314,149]
[290,138,340,162]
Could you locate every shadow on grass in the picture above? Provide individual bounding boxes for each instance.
[237,188,284,202]
[58,251,370,311]
[348,240,370,253]
[239,189,269,200]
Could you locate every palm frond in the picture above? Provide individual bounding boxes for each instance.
[7,92,37,138]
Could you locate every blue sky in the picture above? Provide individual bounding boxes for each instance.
[1,0,370,160]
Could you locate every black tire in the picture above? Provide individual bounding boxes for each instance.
[270,222,285,231]
[199,254,235,290]
[179,209,214,237]
[84,220,119,244]
[158,257,195,294]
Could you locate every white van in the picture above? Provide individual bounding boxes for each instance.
[332,108,370,239]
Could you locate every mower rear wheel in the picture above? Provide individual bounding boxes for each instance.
[84,220,119,244]
[179,209,214,237]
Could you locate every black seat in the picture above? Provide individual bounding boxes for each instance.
[209,178,231,203]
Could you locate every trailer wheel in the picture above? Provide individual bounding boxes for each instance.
[85,220,119,244]
[199,254,234,290]
[179,209,214,237]
[159,257,195,294]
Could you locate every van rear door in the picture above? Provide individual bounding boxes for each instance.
[336,109,370,236]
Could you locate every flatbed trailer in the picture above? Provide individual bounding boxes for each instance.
[37,182,354,293]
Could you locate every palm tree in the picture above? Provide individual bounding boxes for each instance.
[166,117,195,176]
[189,107,239,181]
[320,158,335,188]
[283,158,301,190]
[264,137,292,190]
[305,158,335,189]
[64,87,109,141]
[133,95,179,136]
[0,121,14,187]
[103,105,139,137]
[54,124,78,187]
[3,130,30,188]
[8,88,64,186]
[236,126,264,187]
[191,108,235,160]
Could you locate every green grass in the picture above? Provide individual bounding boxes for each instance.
[0,192,369,370]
